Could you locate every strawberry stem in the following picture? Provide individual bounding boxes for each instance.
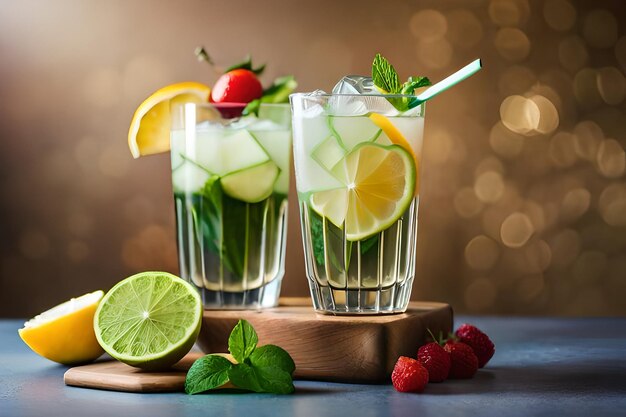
[194,46,222,76]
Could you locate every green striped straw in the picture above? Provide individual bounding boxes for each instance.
[409,58,482,108]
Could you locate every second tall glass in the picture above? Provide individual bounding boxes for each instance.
[290,93,425,314]
[170,103,291,309]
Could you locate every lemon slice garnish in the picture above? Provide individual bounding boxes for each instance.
[310,142,416,241]
[128,82,211,158]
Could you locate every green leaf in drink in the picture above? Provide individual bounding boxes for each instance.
[371,53,432,111]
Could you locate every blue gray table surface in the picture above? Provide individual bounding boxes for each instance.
[1,317,626,417]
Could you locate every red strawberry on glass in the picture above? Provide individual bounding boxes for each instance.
[455,324,495,368]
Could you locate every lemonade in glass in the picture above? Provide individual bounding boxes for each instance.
[170,102,291,309]
[290,92,424,314]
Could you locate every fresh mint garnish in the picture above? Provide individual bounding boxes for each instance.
[228,319,258,363]
[185,354,233,394]
[371,53,431,111]
[372,54,401,94]
[225,54,266,75]
[243,75,297,116]
[185,319,296,395]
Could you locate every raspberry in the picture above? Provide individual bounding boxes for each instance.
[455,324,495,368]
[418,342,451,382]
[391,356,429,393]
[444,341,478,379]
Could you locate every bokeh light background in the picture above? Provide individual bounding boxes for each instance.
[1,0,625,317]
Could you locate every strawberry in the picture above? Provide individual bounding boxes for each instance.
[417,342,451,382]
[455,324,495,368]
[444,341,478,379]
[391,356,429,393]
[210,69,263,104]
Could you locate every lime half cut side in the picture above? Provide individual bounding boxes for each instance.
[310,142,416,241]
[94,271,202,371]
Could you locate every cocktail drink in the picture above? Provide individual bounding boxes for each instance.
[170,103,291,309]
[290,92,424,314]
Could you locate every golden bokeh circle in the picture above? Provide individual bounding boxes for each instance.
[573,68,603,107]
[543,0,577,32]
[475,171,506,203]
[599,184,626,227]
[582,9,618,49]
[596,67,625,105]
[490,122,524,158]
[454,187,485,218]
[495,28,531,62]
[465,235,500,271]
[416,38,453,70]
[573,120,603,161]
[500,212,534,248]
[561,188,591,220]
[597,139,626,178]
[446,9,483,48]
[488,0,529,26]
[409,9,448,41]
[529,95,559,135]
[500,95,540,135]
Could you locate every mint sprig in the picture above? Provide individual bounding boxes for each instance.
[371,53,431,111]
[185,319,296,395]
[243,75,297,116]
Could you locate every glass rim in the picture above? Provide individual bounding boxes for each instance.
[289,92,422,99]
[182,102,290,108]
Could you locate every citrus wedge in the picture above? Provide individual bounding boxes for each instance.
[368,113,421,195]
[18,290,105,365]
[94,272,202,370]
[310,142,416,241]
[128,82,211,158]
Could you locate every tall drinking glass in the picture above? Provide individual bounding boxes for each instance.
[290,93,424,314]
[170,103,291,309]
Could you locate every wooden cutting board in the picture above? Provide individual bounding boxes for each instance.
[64,298,452,392]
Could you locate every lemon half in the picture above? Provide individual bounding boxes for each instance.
[18,290,105,365]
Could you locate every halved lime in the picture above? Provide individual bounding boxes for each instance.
[310,142,416,241]
[221,160,280,203]
[93,272,202,371]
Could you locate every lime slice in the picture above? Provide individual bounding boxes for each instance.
[310,142,416,241]
[94,272,202,371]
[221,160,280,203]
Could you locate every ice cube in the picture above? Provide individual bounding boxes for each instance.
[332,75,379,95]
[327,95,367,116]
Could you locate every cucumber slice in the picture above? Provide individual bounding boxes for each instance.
[180,128,270,176]
[330,116,382,151]
[311,135,346,172]
[249,130,291,194]
[221,160,280,203]
[171,160,211,193]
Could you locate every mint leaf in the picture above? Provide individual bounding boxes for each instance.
[400,76,432,95]
[185,354,233,395]
[228,319,258,363]
[243,75,297,116]
[250,345,296,375]
[225,54,265,75]
[372,53,400,94]
[228,363,294,394]
[227,363,264,392]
